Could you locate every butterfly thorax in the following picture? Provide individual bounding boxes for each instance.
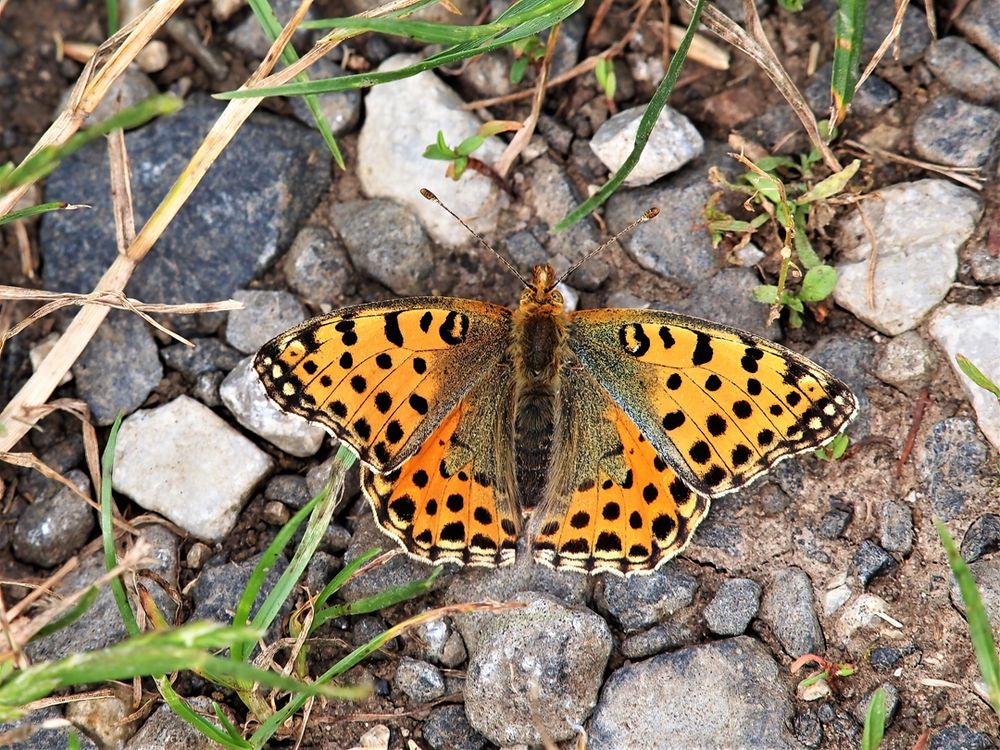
[510,264,569,512]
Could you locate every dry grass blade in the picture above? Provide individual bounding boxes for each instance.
[854,0,910,96]
[495,23,561,177]
[844,139,984,190]
[108,125,137,252]
[690,0,840,173]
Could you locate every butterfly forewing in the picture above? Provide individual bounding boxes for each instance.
[566,309,857,497]
[255,298,512,472]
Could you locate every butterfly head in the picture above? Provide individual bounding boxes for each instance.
[520,264,565,313]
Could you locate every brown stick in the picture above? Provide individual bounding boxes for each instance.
[896,387,930,479]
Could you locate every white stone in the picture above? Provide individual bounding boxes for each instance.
[220,356,326,458]
[589,104,704,187]
[929,298,1000,451]
[136,41,169,73]
[113,396,273,541]
[358,54,505,248]
[834,593,894,642]
[833,179,983,335]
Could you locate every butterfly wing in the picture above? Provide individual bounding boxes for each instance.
[255,298,512,473]
[362,359,520,567]
[532,358,708,575]
[566,309,858,498]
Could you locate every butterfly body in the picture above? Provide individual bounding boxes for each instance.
[256,263,857,576]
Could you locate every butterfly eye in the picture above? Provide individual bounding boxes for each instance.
[550,290,564,305]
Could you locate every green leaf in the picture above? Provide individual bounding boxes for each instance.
[744,170,783,205]
[783,294,804,313]
[936,520,1000,721]
[451,155,469,180]
[100,414,140,637]
[797,159,861,204]
[831,0,868,123]
[860,687,886,750]
[752,285,780,304]
[793,205,822,269]
[799,264,837,302]
[0,201,76,227]
[956,355,1000,401]
[456,134,486,156]
[755,155,797,174]
[777,0,804,10]
[510,55,530,83]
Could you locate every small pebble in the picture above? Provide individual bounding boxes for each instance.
[423,705,486,750]
[619,622,698,659]
[137,40,170,73]
[186,542,213,570]
[262,501,290,526]
[879,501,913,555]
[759,567,825,657]
[873,331,936,395]
[12,470,94,567]
[282,225,356,308]
[961,514,1000,563]
[925,36,1000,105]
[595,565,698,632]
[703,578,762,636]
[869,646,903,672]
[818,505,853,539]
[853,541,898,587]
[395,657,446,703]
[912,95,1000,168]
[264,474,312,508]
[224,290,306,355]
[161,337,242,379]
[192,370,223,407]
[929,724,996,750]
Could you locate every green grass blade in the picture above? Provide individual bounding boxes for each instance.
[302,16,505,43]
[0,95,182,194]
[159,679,251,750]
[101,413,139,636]
[29,587,100,642]
[831,0,867,124]
[313,567,440,629]
[554,0,706,231]
[107,0,119,35]
[0,201,75,227]
[860,687,886,750]
[956,355,1000,401]
[246,0,344,168]
[313,546,381,613]
[936,519,1000,720]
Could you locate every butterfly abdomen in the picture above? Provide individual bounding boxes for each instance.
[511,303,568,512]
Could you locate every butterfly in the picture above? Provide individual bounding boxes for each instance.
[255,202,857,576]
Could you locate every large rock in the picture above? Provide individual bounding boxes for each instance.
[358,54,504,248]
[459,593,611,746]
[589,637,801,750]
[834,179,983,335]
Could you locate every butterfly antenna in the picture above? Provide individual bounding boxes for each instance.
[551,208,660,290]
[420,188,531,289]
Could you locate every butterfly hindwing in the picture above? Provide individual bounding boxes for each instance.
[361,359,520,567]
[255,298,512,472]
[567,309,857,497]
[531,358,709,575]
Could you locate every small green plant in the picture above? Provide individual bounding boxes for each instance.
[815,431,850,462]
[510,34,547,83]
[594,56,616,102]
[423,121,521,180]
[707,148,859,327]
[956,355,1000,402]
[790,653,856,691]
[860,687,887,750]
[937,520,1000,722]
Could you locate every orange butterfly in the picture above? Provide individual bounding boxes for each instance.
[256,201,856,576]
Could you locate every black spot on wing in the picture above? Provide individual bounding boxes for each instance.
[383,312,404,347]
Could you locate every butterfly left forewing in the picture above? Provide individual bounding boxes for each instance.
[566,308,857,497]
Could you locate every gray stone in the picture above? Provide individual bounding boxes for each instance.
[819,504,853,539]
[220,356,326,457]
[191,370,223,407]
[619,622,698,659]
[759,567,825,657]
[950,558,1000,630]
[416,618,467,668]
[282,225,356,307]
[64,690,146,749]
[873,330,936,395]
[861,2,931,65]
[953,0,1000,66]
[422,705,486,750]
[55,66,157,128]
[589,637,800,750]
[522,157,610,291]
[969,240,1000,284]
[918,417,993,520]
[594,564,698,632]
[880,501,913,555]
[113,396,273,540]
[853,540,898,587]
[226,0,318,58]
[808,334,875,438]
[834,179,983,335]
[352,614,392,652]
[929,724,997,750]
[0,707,99,750]
[224,290,306,354]
[961,514,1000,563]
[264,474,311,508]
[926,36,1000,104]
[805,62,898,118]
[912,95,1000,168]
[72,311,163,426]
[40,96,330,323]
[395,657,446,703]
[703,578,762,636]
[189,553,289,640]
[12,469,94,568]
[288,58,361,137]
[124,696,223,750]
[590,104,704,187]
[929,298,1000,450]
[604,148,725,285]
[358,54,504,248]
[161,337,242,379]
[852,683,900,727]
[462,593,611,746]
[330,199,436,296]
[26,526,178,662]
[869,646,903,672]
[671,267,780,339]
